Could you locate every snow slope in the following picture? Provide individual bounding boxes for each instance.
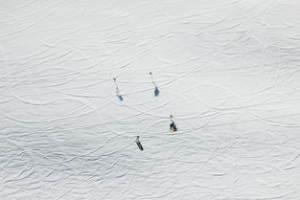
[1,0,300,199]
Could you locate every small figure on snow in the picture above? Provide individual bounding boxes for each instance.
[149,72,160,97]
[136,136,144,151]
[113,77,124,101]
[170,115,177,132]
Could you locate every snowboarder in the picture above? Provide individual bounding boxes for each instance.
[136,136,144,151]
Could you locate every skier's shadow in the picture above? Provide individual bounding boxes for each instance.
[154,86,159,97]
[150,72,160,97]
[118,94,123,101]
[113,78,124,101]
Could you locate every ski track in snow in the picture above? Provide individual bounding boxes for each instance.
[1,0,300,199]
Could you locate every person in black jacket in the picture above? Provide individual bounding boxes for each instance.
[170,115,177,132]
[136,136,144,151]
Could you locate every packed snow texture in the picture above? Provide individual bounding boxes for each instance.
[1,0,300,199]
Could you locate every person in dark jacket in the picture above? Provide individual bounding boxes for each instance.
[136,136,144,151]
[170,115,177,132]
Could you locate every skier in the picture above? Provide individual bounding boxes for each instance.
[135,136,144,151]
[170,115,177,132]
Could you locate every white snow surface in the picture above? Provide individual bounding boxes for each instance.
[1,0,300,199]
